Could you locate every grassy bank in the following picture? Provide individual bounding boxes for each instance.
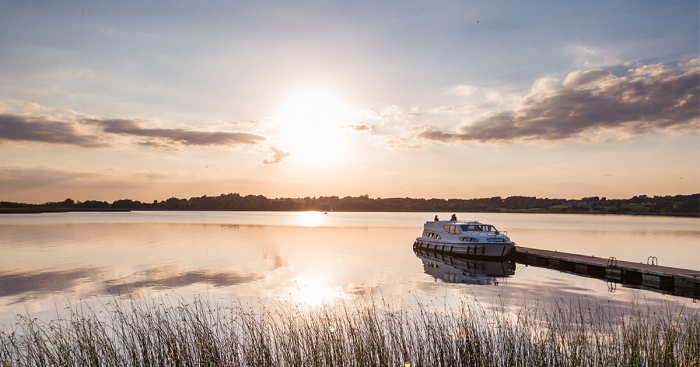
[1,295,698,366]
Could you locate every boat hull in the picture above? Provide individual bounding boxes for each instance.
[413,239,515,258]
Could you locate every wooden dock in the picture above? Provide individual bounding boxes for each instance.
[514,246,700,298]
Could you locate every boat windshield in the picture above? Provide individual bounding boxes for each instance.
[459,224,496,232]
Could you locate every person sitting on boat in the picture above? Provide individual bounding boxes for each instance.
[434,215,439,221]
[450,214,457,221]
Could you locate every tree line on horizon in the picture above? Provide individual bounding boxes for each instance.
[1,193,698,215]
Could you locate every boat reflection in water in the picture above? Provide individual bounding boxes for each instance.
[414,248,515,285]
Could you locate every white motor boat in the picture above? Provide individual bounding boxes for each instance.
[414,220,515,258]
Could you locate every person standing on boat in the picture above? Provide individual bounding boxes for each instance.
[450,214,457,221]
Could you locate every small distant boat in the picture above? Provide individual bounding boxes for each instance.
[414,220,515,258]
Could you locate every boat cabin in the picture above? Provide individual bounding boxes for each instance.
[442,222,498,233]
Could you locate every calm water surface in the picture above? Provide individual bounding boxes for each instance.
[1,211,698,323]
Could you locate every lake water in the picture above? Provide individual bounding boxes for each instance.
[1,211,698,323]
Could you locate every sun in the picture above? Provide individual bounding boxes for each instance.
[275,90,353,166]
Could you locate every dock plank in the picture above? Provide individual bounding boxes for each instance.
[515,246,700,277]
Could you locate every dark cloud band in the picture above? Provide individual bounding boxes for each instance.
[0,114,266,149]
[0,114,107,147]
[419,64,699,143]
[86,118,266,147]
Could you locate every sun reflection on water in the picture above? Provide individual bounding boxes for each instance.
[292,275,337,307]
[296,212,325,227]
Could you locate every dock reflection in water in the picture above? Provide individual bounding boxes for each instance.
[414,248,515,285]
[415,245,699,300]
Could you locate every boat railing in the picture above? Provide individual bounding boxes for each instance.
[460,230,507,236]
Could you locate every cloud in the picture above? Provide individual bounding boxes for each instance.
[454,85,479,95]
[561,69,614,87]
[103,266,264,294]
[85,118,266,149]
[0,268,102,299]
[0,265,266,302]
[0,165,95,189]
[361,105,417,122]
[417,62,699,143]
[229,119,264,126]
[0,114,107,147]
[342,123,373,132]
[0,111,269,151]
[0,165,170,203]
[262,146,290,164]
[433,105,478,114]
[378,126,431,150]
[360,109,382,119]
[263,253,288,270]
[571,45,621,68]
[136,140,184,151]
[0,165,170,190]
[681,58,700,68]
[102,257,293,295]
[135,171,171,180]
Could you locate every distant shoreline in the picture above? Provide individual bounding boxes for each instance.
[0,208,132,214]
[2,193,698,217]
[1,207,697,217]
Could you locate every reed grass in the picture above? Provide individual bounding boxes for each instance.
[1,293,698,366]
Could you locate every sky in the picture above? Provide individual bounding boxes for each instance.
[0,0,698,203]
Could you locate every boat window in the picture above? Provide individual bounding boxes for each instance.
[442,225,461,234]
[426,232,442,239]
[459,224,498,232]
